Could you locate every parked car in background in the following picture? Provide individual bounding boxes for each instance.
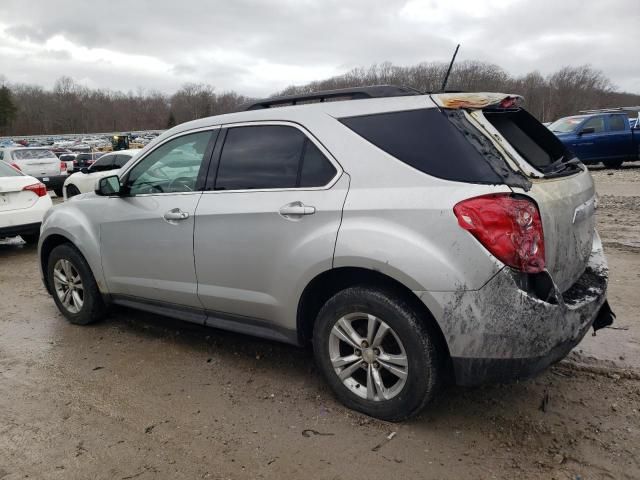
[39,87,612,421]
[0,161,52,244]
[549,112,639,168]
[73,152,104,170]
[63,149,137,200]
[59,153,77,173]
[0,147,68,196]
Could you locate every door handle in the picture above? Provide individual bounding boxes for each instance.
[279,201,316,217]
[163,208,189,221]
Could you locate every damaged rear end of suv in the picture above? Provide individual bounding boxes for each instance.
[427,92,614,385]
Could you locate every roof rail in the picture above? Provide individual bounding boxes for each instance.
[242,85,421,111]
[579,106,640,114]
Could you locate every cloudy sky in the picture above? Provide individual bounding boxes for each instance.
[0,0,638,96]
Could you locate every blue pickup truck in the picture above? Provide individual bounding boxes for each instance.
[549,112,639,168]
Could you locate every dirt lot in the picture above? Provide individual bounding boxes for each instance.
[1,165,639,480]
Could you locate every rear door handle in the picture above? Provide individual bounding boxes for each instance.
[164,208,189,221]
[279,201,316,217]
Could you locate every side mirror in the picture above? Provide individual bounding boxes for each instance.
[80,167,89,174]
[579,127,596,135]
[96,175,121,196]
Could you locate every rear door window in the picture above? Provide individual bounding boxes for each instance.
[88,155,115,172]
[608,115,626,131]
[114,154,133,168]
[215,125,335,190]
[299,142,337,187]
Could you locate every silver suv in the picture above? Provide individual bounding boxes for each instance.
[39,86,613,421]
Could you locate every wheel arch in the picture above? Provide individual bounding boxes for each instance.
[297,266,452,374]
[40,233,75,294]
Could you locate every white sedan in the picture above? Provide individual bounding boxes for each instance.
[0,161,53,244]
[63,149,137,200]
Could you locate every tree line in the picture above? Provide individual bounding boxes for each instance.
[1,61,638,136]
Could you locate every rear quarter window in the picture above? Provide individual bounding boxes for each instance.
[339,108,504,184]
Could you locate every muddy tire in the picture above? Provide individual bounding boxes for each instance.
[47,244,106,325]
[313,286,442,421]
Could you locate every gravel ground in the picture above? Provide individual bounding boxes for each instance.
[1,165,639,480]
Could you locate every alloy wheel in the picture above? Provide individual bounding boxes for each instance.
[53,259,84,314]
[328,312,408,401]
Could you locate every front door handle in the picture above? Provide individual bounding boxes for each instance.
[163,208,189,221]
[279,201,316,217]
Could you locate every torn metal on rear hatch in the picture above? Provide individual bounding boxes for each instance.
[432,92,523,110]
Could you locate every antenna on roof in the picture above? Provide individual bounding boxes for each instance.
[440,44,460,92]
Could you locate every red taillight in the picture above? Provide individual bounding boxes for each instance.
[453,194,545,273]
[10,162,21,171]
[23,182,48,197]
[60,161,67,172]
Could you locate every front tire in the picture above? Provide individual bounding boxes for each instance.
[313,286,442,421]
[53,188,64,198]
[47,244,106,325]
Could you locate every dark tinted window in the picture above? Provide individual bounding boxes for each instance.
[216,126,305,190]
[340,109,503,183]
[89,155,115,171]
[609,115,625,131]
[114,154,132,168]
[299,141,337,187]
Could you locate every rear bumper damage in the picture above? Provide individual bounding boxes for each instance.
[430,233,611,386]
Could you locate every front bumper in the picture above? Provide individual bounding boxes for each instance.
[429,233,609,386]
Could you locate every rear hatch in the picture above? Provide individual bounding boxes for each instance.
[432,93,595,293]
[11,149,62,178]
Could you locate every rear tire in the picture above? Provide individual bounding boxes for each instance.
[603,159,623,169]
[313,286,442,421]
[53,188,64,198]
[66,184,81,198]
[47,244,106,325]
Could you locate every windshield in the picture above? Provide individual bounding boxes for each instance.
[548,117,584,133]
[13,149,57,160]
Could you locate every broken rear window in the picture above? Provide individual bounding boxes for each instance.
[484,109,579,176]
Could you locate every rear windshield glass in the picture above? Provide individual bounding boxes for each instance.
[484,109,573,173]
[13,149,56,160]
[339,108,504,184]
[0,161,23,177]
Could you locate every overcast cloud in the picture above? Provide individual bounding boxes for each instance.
[0,0,638,96]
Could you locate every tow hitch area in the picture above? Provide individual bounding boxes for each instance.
[592,300,615,333]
